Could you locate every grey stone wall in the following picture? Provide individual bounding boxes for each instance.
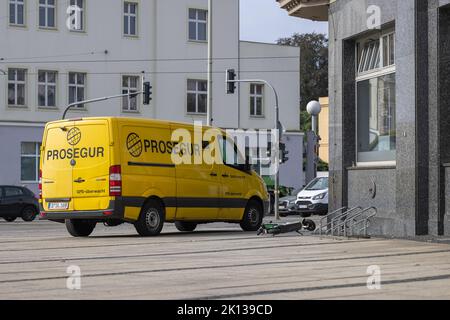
[445,165,450,234]
[328,0,430,237]
[347,168,398,235]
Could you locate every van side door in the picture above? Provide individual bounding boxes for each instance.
[217,136,248,221]
[172,126,221,221]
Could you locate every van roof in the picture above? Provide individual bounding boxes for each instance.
[46,117,220,131]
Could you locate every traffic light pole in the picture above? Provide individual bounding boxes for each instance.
[226,76,282,220]
[62,91,143,120]
[62,82,152,120]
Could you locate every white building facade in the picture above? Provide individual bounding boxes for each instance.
[0,0,301,194]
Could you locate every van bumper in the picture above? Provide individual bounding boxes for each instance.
[39,199,125,221]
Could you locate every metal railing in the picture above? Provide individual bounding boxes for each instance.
[316,206,346,235]
[331,207,377,237]
[316,206,362,236]
[344,207,377,238]
[315,206,377,238]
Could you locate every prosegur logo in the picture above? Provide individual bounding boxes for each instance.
[126,132,199,159]
[67,127,82,146]
[46,127,104,161]
[127,133,143,158]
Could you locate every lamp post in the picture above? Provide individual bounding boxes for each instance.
[306,100,322,183]
[207,0,213,126]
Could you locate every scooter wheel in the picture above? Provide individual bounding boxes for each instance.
[303,219,316,231]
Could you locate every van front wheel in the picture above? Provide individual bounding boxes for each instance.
[66,220,96,237]
[134,200,165,236]
[240,200,263,232]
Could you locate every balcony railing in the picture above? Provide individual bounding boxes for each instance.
[276,0,331,21]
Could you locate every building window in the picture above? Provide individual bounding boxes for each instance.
[357,32,395,75]
[122,75,139,112]
[356,31,396,163]
[21,142,41,182]
[188,8,207,42]
[187,79,207,114]
[39,0,56,29]
[250,84,264,117]
[9,0,25,26]
[124,2,138,36]
[8,68,27,107]
[69,72,86,108]
[69,0,84,31]
[382,33,395,67]
[38,70,57,108]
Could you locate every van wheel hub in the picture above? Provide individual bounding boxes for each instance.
[248,208,259,224]
[146,209,160,228]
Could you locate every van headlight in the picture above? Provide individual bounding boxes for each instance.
[312,192,327,200]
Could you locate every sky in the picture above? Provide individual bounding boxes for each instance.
[239,0,329,43]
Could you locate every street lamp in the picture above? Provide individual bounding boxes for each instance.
[307,100,321,133]
[306,100,322,184]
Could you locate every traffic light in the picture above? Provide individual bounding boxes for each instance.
[226,69,236,94]
[143,81,152,105]
[280,142,289,164]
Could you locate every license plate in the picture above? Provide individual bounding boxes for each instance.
[279,206,285,210]
[299,205,308,209]
[48,202,69,210]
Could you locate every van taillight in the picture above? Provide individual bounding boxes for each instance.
[38,170,42,200]
[109,165,122,197]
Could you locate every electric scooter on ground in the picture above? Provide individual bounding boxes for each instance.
[257,219,316,236]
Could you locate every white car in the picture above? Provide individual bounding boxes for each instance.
[295,177,329,217]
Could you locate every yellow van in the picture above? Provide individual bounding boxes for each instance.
[39,117,270,237]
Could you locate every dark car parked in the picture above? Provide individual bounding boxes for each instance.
[0,186,39,222]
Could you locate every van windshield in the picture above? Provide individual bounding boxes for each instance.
[305,177,329,191]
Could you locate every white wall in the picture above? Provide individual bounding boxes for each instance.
[0,0,299,131]
[239,41,300,131]
[0,0,156,123]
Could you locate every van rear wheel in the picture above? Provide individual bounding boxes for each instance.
[65,220,96,237]
[175,221,197,232]
[240,200,263,232]
[134,200,165,236]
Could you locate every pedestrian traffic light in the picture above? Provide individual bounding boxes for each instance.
[226,69,236,94]
[280,142,289,164]
[143,81,152,105]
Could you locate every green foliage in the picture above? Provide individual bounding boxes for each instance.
[300,111,312,132]
[317,158,329,172]
[262,176,294,198]
[277,33,329,113]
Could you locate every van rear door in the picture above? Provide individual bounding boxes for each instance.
[70,119,111,211]
[42,123,74,210]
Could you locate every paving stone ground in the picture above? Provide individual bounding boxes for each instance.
[0,218,449,300]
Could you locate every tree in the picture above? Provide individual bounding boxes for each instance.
[277,33,328,132]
